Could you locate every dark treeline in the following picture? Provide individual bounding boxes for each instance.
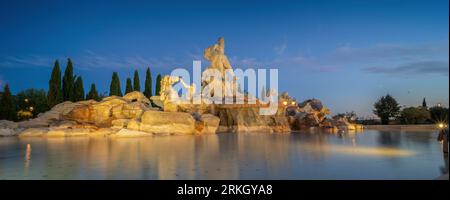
[0,58,163,121]
[369,94,448,125]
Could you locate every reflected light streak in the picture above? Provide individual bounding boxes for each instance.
[303,144,414,157]
[24,143,32,174]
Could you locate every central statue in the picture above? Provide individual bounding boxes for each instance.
[153,37,239,112]
[204,37,233,73]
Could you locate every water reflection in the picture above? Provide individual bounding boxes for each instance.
[378,131,402,147]
[0,130,445,180]
[441,155,449,174]
[24,144,31,175]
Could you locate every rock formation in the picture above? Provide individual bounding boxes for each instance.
[0,91,220,137]
[281,94,362,131]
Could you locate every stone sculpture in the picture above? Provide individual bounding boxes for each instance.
[204,37,233,74]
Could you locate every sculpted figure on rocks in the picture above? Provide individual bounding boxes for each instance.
[204,37,233,74]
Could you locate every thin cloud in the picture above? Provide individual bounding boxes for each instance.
[269,39,449,75]
[3,55,53,67]
[0,52,184,70]
[365,61,449,76]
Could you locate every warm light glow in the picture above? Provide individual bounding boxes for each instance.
[301,144,414,157]
[24,98,29,103]
[438,123,447,129]
[282,101,288,106]
[29,106,34,112]
[291,101,296,105]
[24,144,31,171]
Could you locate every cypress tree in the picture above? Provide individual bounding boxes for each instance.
[62,58,74,101]
[143,67,153,98]
[48,60,62,108]
[125,77,133,94]
[422,97,427,108]
[109,72,123,96]
[0,84,16,121]
[155,74,162,96]
[86,83,100,101]
[133,70,140,92]
[73,76,85,101]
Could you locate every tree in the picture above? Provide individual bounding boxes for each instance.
[429,106,449,123]
[62,58,75,101]
[422,97,427,108]
[73,76,85,101]
[143,67,153,98]
[133,70,140,92]
[125,77,133,94]
[0,84,16,121]
[155,74,162,96]
[48,60,62,108]
[16,89,49,118]
[86,83,100,101]
[109,72,123,96]
[373,94,401,125]
[400,107,431,124]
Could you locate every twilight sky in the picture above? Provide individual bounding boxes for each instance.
[0,0,448,117]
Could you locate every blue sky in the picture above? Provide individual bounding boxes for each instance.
[0,0,448,117]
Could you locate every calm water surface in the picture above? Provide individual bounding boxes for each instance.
[0,130,447,180]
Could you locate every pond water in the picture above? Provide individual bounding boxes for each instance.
[0,129,447,180]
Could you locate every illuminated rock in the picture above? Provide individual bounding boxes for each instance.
[126,119,141,130]
[50,101,84,115]
[64,104,91,123]
[216,105,273,133]
[51,120,77,129]
[19,127,93,137]
[46,128,68,137]
[264,115,291,132]
[123,91,151,105]
[140,110,196,135]
[64,92,151,126]
[64,128,91,136]
[112,128,152,137]
[19,128,49,137]
[286,98,332,130]
[121,102,149,119]
[89,128,116,136]
[196,114,220,134]
[111,119,130,129]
